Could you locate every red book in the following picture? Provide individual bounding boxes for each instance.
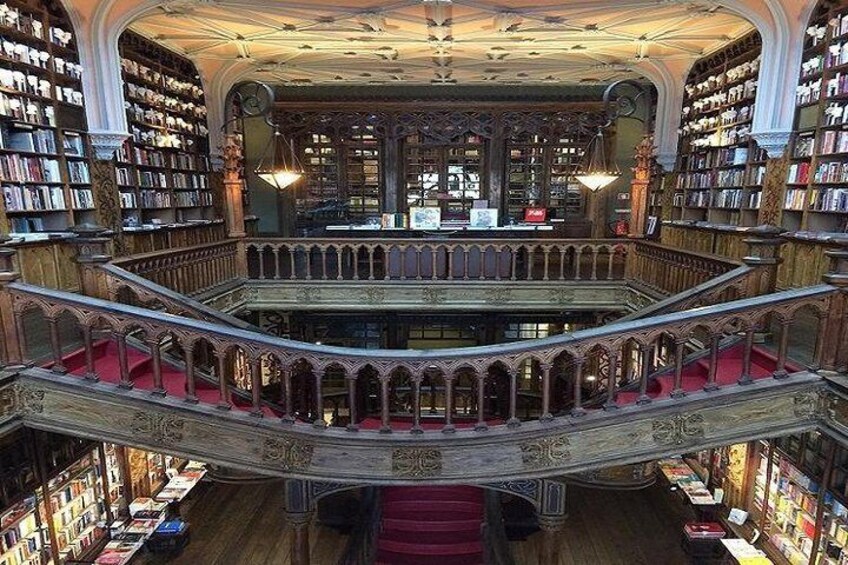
[524,208,547,223]
[684,522,726,539]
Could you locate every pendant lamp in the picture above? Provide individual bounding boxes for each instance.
[575,127,621,192]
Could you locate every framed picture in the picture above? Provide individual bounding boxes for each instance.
[524,207,547,223]
[409,207,441,230]
[470,208,498,228]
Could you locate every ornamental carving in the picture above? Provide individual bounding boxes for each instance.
[422,287,447,305]
[261,437,314,471]
[0,385,16,418]
[17,385,44,415]
[793,391,822,420]
[360,287,386,305]
[652,413,706,446]
[519,434,571,469]
[484,288,513,305]
[295,287,321,303]
[547,288,575,305]
[392,448,442,478]
[129,412,185,445]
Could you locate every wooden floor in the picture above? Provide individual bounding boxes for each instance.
[135,480,688,565]
[135,481,348,565]
[511,484,691,565]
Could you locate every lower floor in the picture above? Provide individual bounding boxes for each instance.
[133,481,691,565]
[2,428,847,565]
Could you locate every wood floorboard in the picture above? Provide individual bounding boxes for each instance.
[135,481,348,565]
[510,484,691,565]
[131,479,689,565]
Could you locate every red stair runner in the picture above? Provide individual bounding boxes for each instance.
[376,486,485,565]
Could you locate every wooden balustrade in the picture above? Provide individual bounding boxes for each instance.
[111,240,241,297]
[243,238,743,298]
[244,238,629,283]
[5,279,836,435]
[627,242,742,296]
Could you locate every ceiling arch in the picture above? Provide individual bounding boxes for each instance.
[120,0,756,87]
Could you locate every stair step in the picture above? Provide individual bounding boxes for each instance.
[382,517,481,532]
[380,530,481,544]
[377,538,484,556]
[382,500,483,514]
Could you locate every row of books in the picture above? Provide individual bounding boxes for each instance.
[174,191,211,208]
[125,82,207,119]
[119,192,136,209]
[3,184,64,211]
[0,155,60,183]
[810,187,848,212]
[827,40,848,70]
[0,93,54,127]
[121,58,205,101]
[794,136,815,158]
[688,124,751,149]
[67,162,88,184]
[0,128,55,154]
[712,189,743,208]
[785,188,807,210]
[789,162,812,184]
[137,170,167,189]
[819,130,848,154]
[684,56,760,99]
[70,188,92,209]
[172,172,208,189]
[140,190,171,209]
[814,161,848,184]
[676,169,746,189]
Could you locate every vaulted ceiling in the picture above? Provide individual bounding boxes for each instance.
[129,0,755,86]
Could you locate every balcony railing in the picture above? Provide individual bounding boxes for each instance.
[5,279,835,435]
[244,238,745,297]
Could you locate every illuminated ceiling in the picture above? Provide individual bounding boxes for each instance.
[130,0,755,85]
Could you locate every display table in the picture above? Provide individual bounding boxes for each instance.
[659,458,720,520]
[153,463,206,503]
[720,538,774,564]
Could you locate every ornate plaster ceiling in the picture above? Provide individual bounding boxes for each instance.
[129,0,755,85]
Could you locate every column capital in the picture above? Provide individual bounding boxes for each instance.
[89,130,130,161]
[750,130,792,159]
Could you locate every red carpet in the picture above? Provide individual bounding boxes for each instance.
[376,486,485,565]
[50,340,800,421]
[615,343,801,406]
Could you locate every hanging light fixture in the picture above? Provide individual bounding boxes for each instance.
[575,126,621,192]
[254,124,303,190]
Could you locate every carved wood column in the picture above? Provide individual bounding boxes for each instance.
[384,136,401,214]
[629,136,653,237]
[741,225,786,298]
[756,153,791,227]
[821,244,848,373]
[488,128,505,215]
[89,159,125,255]
[284,479,314,565]
[69,225,114,300]
[0,243,26,365]
[537,479,567,565]
[223,134,247,238]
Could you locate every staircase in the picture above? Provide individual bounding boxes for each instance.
[57,340,281,417]
[615,342,800,406]
[376,486,485,565]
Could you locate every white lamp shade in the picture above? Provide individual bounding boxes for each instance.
[575,172,620,191]
[257,170,302,189]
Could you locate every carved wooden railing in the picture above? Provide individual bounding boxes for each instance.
[626,241,743,296]
[4,280,837,434]
[99,263,254,331]
[110,240,241,297]
[244,238,743,295]
[245,238,629,282]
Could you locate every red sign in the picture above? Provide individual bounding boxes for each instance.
[524,208,547,223]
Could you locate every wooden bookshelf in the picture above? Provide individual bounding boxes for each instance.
[673,31,765,228]
[785,1,848,234]
[0,0,92,235]
[116,31,213,228]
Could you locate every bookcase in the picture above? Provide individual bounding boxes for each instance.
[38,451,107,564]
[785,0,848,233]
[0,0,92,235]
[673,31,766,228]
[116,31,213,228]
[755,432,848,565]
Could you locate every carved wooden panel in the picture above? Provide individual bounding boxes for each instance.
[758,155,789,226]
[246,281,633,312]
[13,241,80,292]
[16,370,827,483]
